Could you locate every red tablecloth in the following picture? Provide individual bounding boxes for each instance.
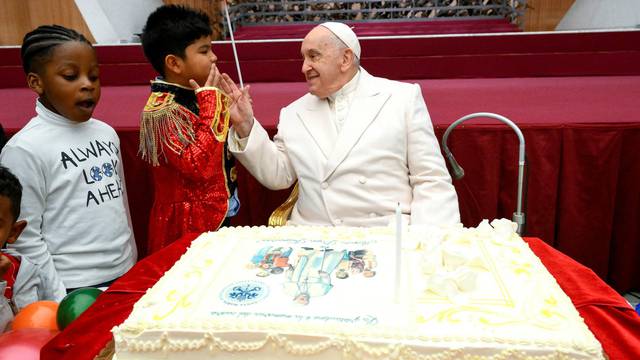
[40,234,640,360]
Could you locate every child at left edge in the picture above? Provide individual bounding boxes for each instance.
[0,166,43,331]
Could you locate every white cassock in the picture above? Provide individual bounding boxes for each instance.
[229,68,460,227]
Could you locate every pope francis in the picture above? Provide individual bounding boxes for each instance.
[225,22,460,227]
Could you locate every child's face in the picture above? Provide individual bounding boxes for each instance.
[179,35,217,87]
[28,41,101,122]
[0,196,26,249]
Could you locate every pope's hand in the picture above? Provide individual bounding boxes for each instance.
[220,73,254,138]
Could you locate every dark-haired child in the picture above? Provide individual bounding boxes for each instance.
[0,25,137,299]
[0,166,43,331]
[139,5,239,253]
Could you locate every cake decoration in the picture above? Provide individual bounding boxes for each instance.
[220,280,269,306]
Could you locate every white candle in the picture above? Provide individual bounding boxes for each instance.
[395,202,402,303]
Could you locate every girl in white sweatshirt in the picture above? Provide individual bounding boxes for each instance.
[0,25,137,300]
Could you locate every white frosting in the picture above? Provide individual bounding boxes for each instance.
[112,222,605,360]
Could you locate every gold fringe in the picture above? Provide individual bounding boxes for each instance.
[139,101,196,166]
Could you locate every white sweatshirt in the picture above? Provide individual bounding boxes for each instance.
[2,249,44,308]
[0,101,137,300]
[0,282,12,331]
[0,249,46,330]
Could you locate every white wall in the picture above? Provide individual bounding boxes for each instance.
[75,0,163,44]
[556,0,640,31]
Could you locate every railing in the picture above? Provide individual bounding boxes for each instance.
[223,0,527,29]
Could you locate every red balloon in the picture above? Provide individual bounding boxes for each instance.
[12,300,59,331]
[0,328,58,360]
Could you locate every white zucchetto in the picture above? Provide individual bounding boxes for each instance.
[319,22,361,59]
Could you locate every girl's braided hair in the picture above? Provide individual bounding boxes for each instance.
[21,24,91,74]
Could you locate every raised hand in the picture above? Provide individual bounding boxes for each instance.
[189,63,222,90]
[220,73,254,138]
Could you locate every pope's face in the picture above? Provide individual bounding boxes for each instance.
[300,27,346,99]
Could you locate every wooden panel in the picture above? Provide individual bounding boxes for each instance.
[524,0,576,32]
[163,0,224,40]
[0,0,95,46]
[0,1,30,46]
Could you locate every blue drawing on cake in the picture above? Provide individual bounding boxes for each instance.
[220,280,269,306]
[248,245,377,305]
[250,246,293,276]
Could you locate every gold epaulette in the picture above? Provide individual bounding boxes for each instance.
[212,91,231,143]
[144,91,175,112]
[139,92,195,166]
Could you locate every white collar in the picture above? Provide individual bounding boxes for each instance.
[328,70,360,103]
[35,99,91,126]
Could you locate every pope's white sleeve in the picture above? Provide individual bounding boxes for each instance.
[229,123,250,151]
[229,115,296,190]
[406,83,461,225]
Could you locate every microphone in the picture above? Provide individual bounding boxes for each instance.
[442,112,526,235]
[444,151,465,180]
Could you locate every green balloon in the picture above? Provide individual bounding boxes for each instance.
[56,287,103,330]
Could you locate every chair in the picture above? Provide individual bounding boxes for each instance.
[268,182,299,226]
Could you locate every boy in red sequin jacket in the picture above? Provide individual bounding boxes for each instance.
[139,5,239,253]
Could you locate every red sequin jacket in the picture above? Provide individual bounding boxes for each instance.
[139,80,237,253]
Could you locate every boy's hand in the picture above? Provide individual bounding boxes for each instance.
[220,73,254,138]
[0,254,10,278]
[189,63,222,90]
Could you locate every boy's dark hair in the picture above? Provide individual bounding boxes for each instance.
[21,24,92,75]
[141,5,213,76]
[0,166,22,221]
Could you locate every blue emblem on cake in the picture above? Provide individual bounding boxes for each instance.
[220,281,268,305]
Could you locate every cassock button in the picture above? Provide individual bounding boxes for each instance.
[321,182,329,189]
[359,177,367,184]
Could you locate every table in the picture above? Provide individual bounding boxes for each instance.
[39,233,640,360]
